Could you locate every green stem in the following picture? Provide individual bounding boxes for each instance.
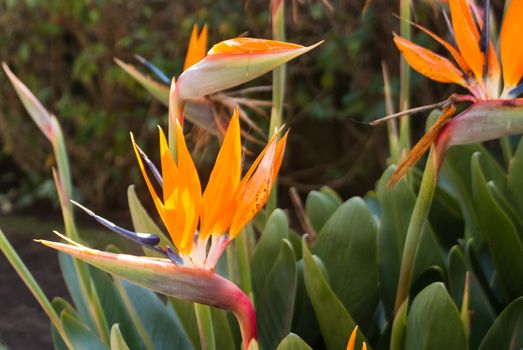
[236,227,254,301]
[390,299,408,350]
[53,124,110,344]
[194,303,216,350]
[382,62,400,163]
[267,0,286,213]
[394,147,438,313]
[226,244,238,284]
[0,229,74,350]
[399,0,411,153]
[500,136,513,167]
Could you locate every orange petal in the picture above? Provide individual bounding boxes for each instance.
[200,109,242,240]
[394,35,467,87]
[158,128,181,246]
[500,0,523,88]
[449,0,484,81]
[229,132,287,237]
[408,21,470,73]
[209,37,303,55]
[130,133,167,225]
[174,121,202,254]
[183,24,208,71]
[388,104,456,186]
[346,326,358,350]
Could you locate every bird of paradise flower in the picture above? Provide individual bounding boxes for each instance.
[38,109,287,349]
[376,0,523,185]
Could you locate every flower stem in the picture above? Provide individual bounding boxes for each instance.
[53,124,110,344]
[394,147,437,313]
[267,0,286,214]
[194,303,216,350]
[236,227,254,301]
[399,0,411,154]
[0,229,74,350]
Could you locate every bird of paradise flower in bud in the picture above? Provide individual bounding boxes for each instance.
[117,24,320,141]
[346,326,367,350]
[379,0,523,185]
[38,109,287,348]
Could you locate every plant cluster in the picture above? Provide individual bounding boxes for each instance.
[0,0,522,350]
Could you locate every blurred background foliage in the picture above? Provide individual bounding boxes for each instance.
[0,0,454,212]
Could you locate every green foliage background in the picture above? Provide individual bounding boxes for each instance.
[0,0,437,211]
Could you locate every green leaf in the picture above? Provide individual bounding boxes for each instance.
[305,190,340,233]
[276,333,313,350]
[507,137,523,214]
[61,310,108,350]
[51,298,75,350]
[169,299,201,350]
[3,63,54,141]
[404,282,467,350]
[89,268,144,350]
[251,209,289,295]
[115,58,169,104]
[376,166,444,315]
[110,324,130,350]
[210,307,236,350]
[302,238,357,350]
[442,144,506,239]
[291,259,320,344]
[257,240,297,350]
[127,185,171,258]
[478,297,523,350]
[312,197,378,329]
[471,152,523,301]
[58,253,96,330]
[119,280,193,350]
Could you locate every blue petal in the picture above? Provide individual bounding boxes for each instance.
[135,143,163,189]
[166,246,184,265]
[71,200,161,248]
[134,54,171,85]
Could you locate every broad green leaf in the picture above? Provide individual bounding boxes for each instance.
[478,297,523,350]
[210,307,237,350]
[119,280,192,350]
[51,297,76,350]
[169,299,201,350]
[442,144,506,239]
[404,283,467,350]
[110,324,130,350]
[507,137,523,214]
[250,209,289,295]
[302,238,358,350]
[376,166,444,315]
[89,268,144,350]
[58,253,96,330]
[448,245,495,349]
[127,185,171,258]
[319,186,343,205]
[276,333,313,350]
[312,197,378,329]
[257,240,297,350]
[305,190,340,233]
[291,260,320,344]
[61,310,108,350]
[471,153,523,301]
